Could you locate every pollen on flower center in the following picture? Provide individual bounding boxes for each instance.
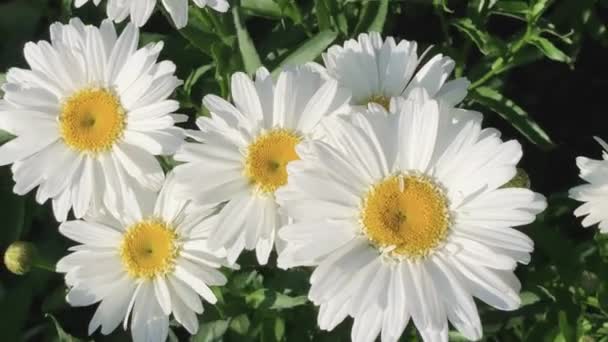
[244,129,301,193]
[59,88,126,153]
[120,218,179,279]
[365,95,391,110]
[360,174,450,258]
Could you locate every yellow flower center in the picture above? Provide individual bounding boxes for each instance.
[120,218,179,279]
[360,174,450,258]
[244,129,301,193]
[59,88,126,153]
[365,95,391,110]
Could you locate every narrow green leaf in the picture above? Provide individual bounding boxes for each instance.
[233,7,262,75]
[241,0,282,18]
[529,35,570,63]
[470,86,555,149]
[452,18,505,55]
[178,19,218,56]
[47,314,85,342]
[353,0,388,34]
[315,0,332,31]
[493,1,529,15]
[529,0,552,22]
[368,0,389,33]
[271,30,338,76]
[61,0,73,20]
[184,64,214,96]
[229,314,250,335]
[191,320,230,342]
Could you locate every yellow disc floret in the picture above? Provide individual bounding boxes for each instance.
[361,174,450,258]
[365,94,391,111]
[59,88,126,153]
[120,218,179,279]
[244,129,301,193]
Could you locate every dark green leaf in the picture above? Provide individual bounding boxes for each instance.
[470,86,555,149]
[233,7,262,75]
[529,0,552,23]
[245,289,308,310]
[353,0,389,34]
[191,320,230,342]
[529,35,571,63]
[451,18,504,55]
[241,0,282,18]
[229,314,250,335]
[492,1,529,15]
[314,0,332,31]
[271,30,338,76]
[47,314,85,342]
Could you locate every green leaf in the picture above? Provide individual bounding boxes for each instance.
[184,64,214,96]
[557,310,576,342]
[470,86,555,149]
[245,289,308,311]
[354,0,389,34]
[241,0,282,18]
[451,18,504,56]
[271,30,338,76]
[233,7,262,75]
[492,1,529,15]
[529,0,552,23]
[529,35,571,63]
[47,314,85,342]
[273,316,285,341]
[191,320,230,342]
[314,0,332,31]
[229,314,251,335]
[520,291,542,307]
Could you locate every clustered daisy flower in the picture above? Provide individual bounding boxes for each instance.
[277,93,547,341]
[0,19,184,221]
[56,175,233,341]
[75,0,230,28]
[2,3,580,340]
[172,66,350,264]
[570,137,608,232]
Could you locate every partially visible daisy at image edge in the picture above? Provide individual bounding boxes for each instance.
[0,18,185,221]
[56,174,233,342]
[322,32,469,110]
[569,136,608,233]
[172,65,351,265]
[276,90,546,342]
[74,0,230,28]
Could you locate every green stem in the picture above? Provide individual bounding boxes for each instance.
[470,26,532,90]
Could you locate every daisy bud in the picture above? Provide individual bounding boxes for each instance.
[504,168,531,189]
[4,241,37,275]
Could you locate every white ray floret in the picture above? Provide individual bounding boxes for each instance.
[172,65,351,265]
[570,137,608,233]
[0,19,185,221]
[56,174,232,342]
[276,90,546,342]
[322,32,469,110]
[74,0,229,29]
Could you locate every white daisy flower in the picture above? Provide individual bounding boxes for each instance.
[172,66,351,265]
[569,137,608,233]
[75,0,230,29]
[56,174,232,342]
[0,19,185,221]
[276,91,546,342]
[322,32,469,110]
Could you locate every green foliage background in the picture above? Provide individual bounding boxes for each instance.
[1,0,608,341]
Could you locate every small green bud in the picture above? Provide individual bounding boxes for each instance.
[503,168,530,189]
[4,241,37,275]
